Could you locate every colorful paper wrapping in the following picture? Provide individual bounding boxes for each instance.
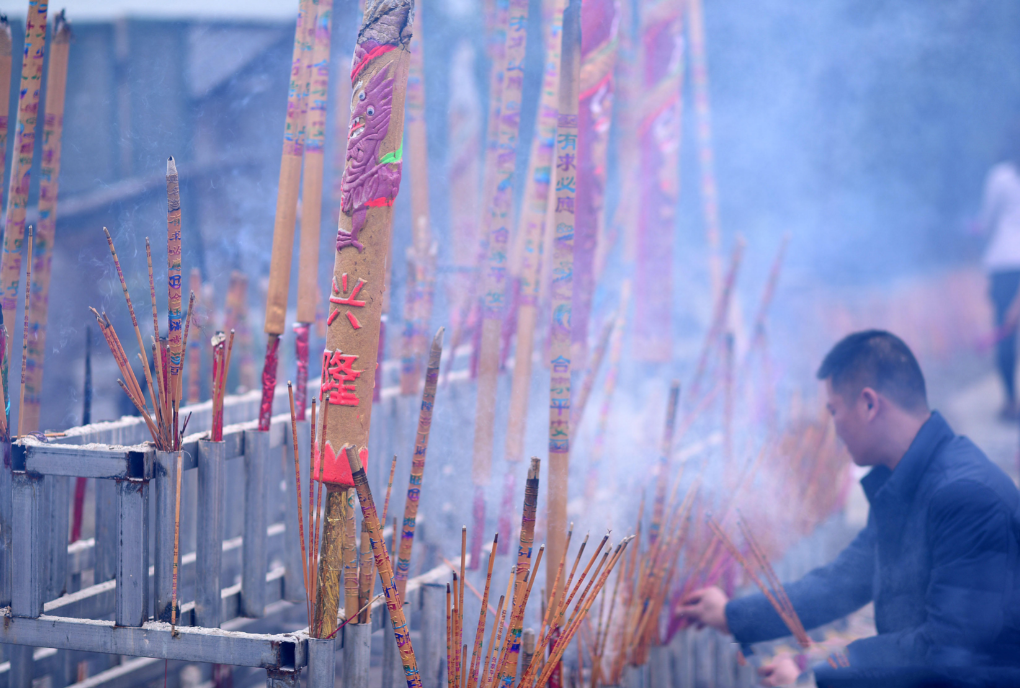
[633,0,684,363]
[571,0,617,370]
[0,0,49,327]
[21,14,69,432]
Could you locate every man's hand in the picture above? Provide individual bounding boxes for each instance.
[677,587,730,634]
[758,656,801,687]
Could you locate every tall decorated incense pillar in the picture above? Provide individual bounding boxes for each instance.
[311,0,414,640]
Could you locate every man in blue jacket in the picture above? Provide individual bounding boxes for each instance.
[680,330,1020,687]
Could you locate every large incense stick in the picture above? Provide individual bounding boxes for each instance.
[687,0,723,299]
[469,0,533,567]
[394,327,443,600]
[547,0,580,610]
[345,445,423,687]
[399,6,435,394]
[16,228,33,439]
[632,0,684,363]
[166,157,184,417]
[260,0,317,431]
[0,0,48,329]
[313,0,414,639]
[295,0,333,420]
[497,0,566,553]
[21,13,70,433]
[0,20,12,231]
[571,0,618,370]
[648,381,680,546]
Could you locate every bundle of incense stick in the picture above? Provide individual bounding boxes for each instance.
[686,238,745,406]
[209,330,235,441]
[522,534,633,688]
[92,226,194,451]
[706,516,810,648]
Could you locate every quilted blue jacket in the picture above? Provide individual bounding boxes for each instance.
[725,411,1020,671]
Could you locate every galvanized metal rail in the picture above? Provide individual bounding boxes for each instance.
[0,379,455,688]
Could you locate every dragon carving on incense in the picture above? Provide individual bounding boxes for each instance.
[337,56,402,252]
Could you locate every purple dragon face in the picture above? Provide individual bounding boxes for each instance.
[348,67,395,147]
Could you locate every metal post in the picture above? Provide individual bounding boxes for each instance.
[282,420,309,602]
[306,636,336,688]
[242,429,268,617]
[714,631,736,688]
[420,583,445,688]
[154,451,179,622]
[266,667,300,688]
[8,644,34,688]
[0,441,11,607]
[47,475,70,601]
[181,463,197,558]
[94,478,118,583]
[693,628,714,688]
[12,470,44,618]
[225,454,244,539]
[196,439,225,628]
[342,621,371,688]
[649,644,672,688]
[116,478,150,627]
[676,628,694,688]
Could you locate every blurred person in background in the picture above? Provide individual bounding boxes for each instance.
[680,331,1020,688]
[976,125,1020,420]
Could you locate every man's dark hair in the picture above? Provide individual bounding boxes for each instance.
[816,330,928,411]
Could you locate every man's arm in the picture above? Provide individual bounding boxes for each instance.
[835,480,1013,669]
[725,522,876,645]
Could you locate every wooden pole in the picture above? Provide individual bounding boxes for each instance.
[394,327,443,600]
[260,0,317,431]
[345,444,424,687]
[547,0,580,620]
[0,0,49,330]
[21,12,70,433]
[469,0,532,568]
[313,0,414,639]
[570,0,617,370]
[497,0,566,553]
[399,6,436,395]
[632,0,684,363]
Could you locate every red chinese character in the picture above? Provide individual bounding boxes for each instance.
[328,273,367,329]
[321,350,362,406]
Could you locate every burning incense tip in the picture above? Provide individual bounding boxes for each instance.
[345,443,364,473]
[167,156,177,176]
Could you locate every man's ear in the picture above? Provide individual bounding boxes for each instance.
[860,387,880,419]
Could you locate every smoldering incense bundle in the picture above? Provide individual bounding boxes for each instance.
[22,11,70,433]
[469,0,533,568]
[0,0,48,328]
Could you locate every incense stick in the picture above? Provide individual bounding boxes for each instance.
[16,227,32,440]
[287,382,312,625]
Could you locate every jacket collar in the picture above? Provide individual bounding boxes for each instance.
[859,410,953,506]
